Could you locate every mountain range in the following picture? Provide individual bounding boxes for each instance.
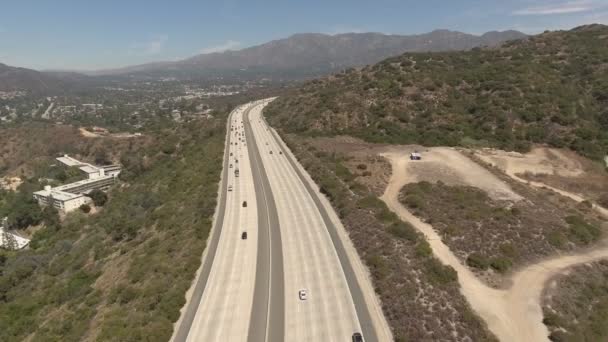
[0,29,526,93]
[89,29,526,79]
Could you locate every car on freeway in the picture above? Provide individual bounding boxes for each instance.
[242,201,247,207]
[298,289,308,300]
[352,332,363,342]
[241,231,247,240]
[227,185,233,192]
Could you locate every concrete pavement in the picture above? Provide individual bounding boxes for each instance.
[174,99,389,342]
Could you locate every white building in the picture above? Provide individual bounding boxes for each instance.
[33,155,121,213]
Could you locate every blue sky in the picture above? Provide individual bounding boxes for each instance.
[0,0,606,70]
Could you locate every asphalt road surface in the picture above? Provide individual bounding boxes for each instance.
[174,99,384,342]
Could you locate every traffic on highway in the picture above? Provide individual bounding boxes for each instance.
[173,99,390,342]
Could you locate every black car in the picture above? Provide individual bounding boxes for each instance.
[241,231,247,240]
[352,333,363,342]
[242,201,247,207]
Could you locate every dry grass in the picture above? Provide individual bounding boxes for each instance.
[542,260,608,341]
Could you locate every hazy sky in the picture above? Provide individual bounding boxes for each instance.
[1,0,606,70]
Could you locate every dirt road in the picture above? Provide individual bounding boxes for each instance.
[381,151,608,342]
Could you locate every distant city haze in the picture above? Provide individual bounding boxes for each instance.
[0,0,607,70]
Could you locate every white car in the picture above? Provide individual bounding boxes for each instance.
[298,289,308,300]
[228,185,233,192]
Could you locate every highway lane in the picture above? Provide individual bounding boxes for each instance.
[246,102,364,341]
[179,106,260,342]
[263,117,386,341]
[243,102,284,342]
[172,106,237,342]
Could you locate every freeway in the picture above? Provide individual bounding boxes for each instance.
[174,105,260,341]
[246,101,382,341]
[174,99,389,342]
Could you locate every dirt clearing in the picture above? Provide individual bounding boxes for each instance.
[381,146,522,201]
[475,147,608,218]
[381,150,608,342]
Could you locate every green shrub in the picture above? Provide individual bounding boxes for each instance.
[88,189,108,207]
[415,240,432,257]
[566,215,601,244]
[547,231,568,248]
[489,257,512,273]
[388,221,418,242]
[466,253,489,270]
[367,254,390,279]
[79,204,91,213]
[404,195,424,209]
[425,259,458,284]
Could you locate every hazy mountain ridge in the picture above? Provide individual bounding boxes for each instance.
[0,63,67,93]
[89,29,526,79]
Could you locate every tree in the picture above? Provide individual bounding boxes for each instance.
[7,194,42,229]
[79,204,91,213]
[94,149,110,165]
[41,205,60,229]
[89,189,108,207]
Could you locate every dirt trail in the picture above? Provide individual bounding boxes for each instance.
[380,151,608,342]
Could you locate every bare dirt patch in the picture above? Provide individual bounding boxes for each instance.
[475,147,608,213]
[0,176,22,191]
[383,147,522,201]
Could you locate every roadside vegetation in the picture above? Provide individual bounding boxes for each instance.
[281,134,496,341]
[266,25,608,160]
[399,181,603,277]
[0,117,225,341]
[543,260,608,341]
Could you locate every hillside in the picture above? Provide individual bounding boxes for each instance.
[0,63,66,93]
[0,63,93,94]
[91,30,526,80]
[265,24,608,160]
[0,119,225,341]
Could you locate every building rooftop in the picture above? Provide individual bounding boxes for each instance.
[56,155,85,167]
[54,175,114,192]
[33,188,82,201]
[79,165,100,174]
